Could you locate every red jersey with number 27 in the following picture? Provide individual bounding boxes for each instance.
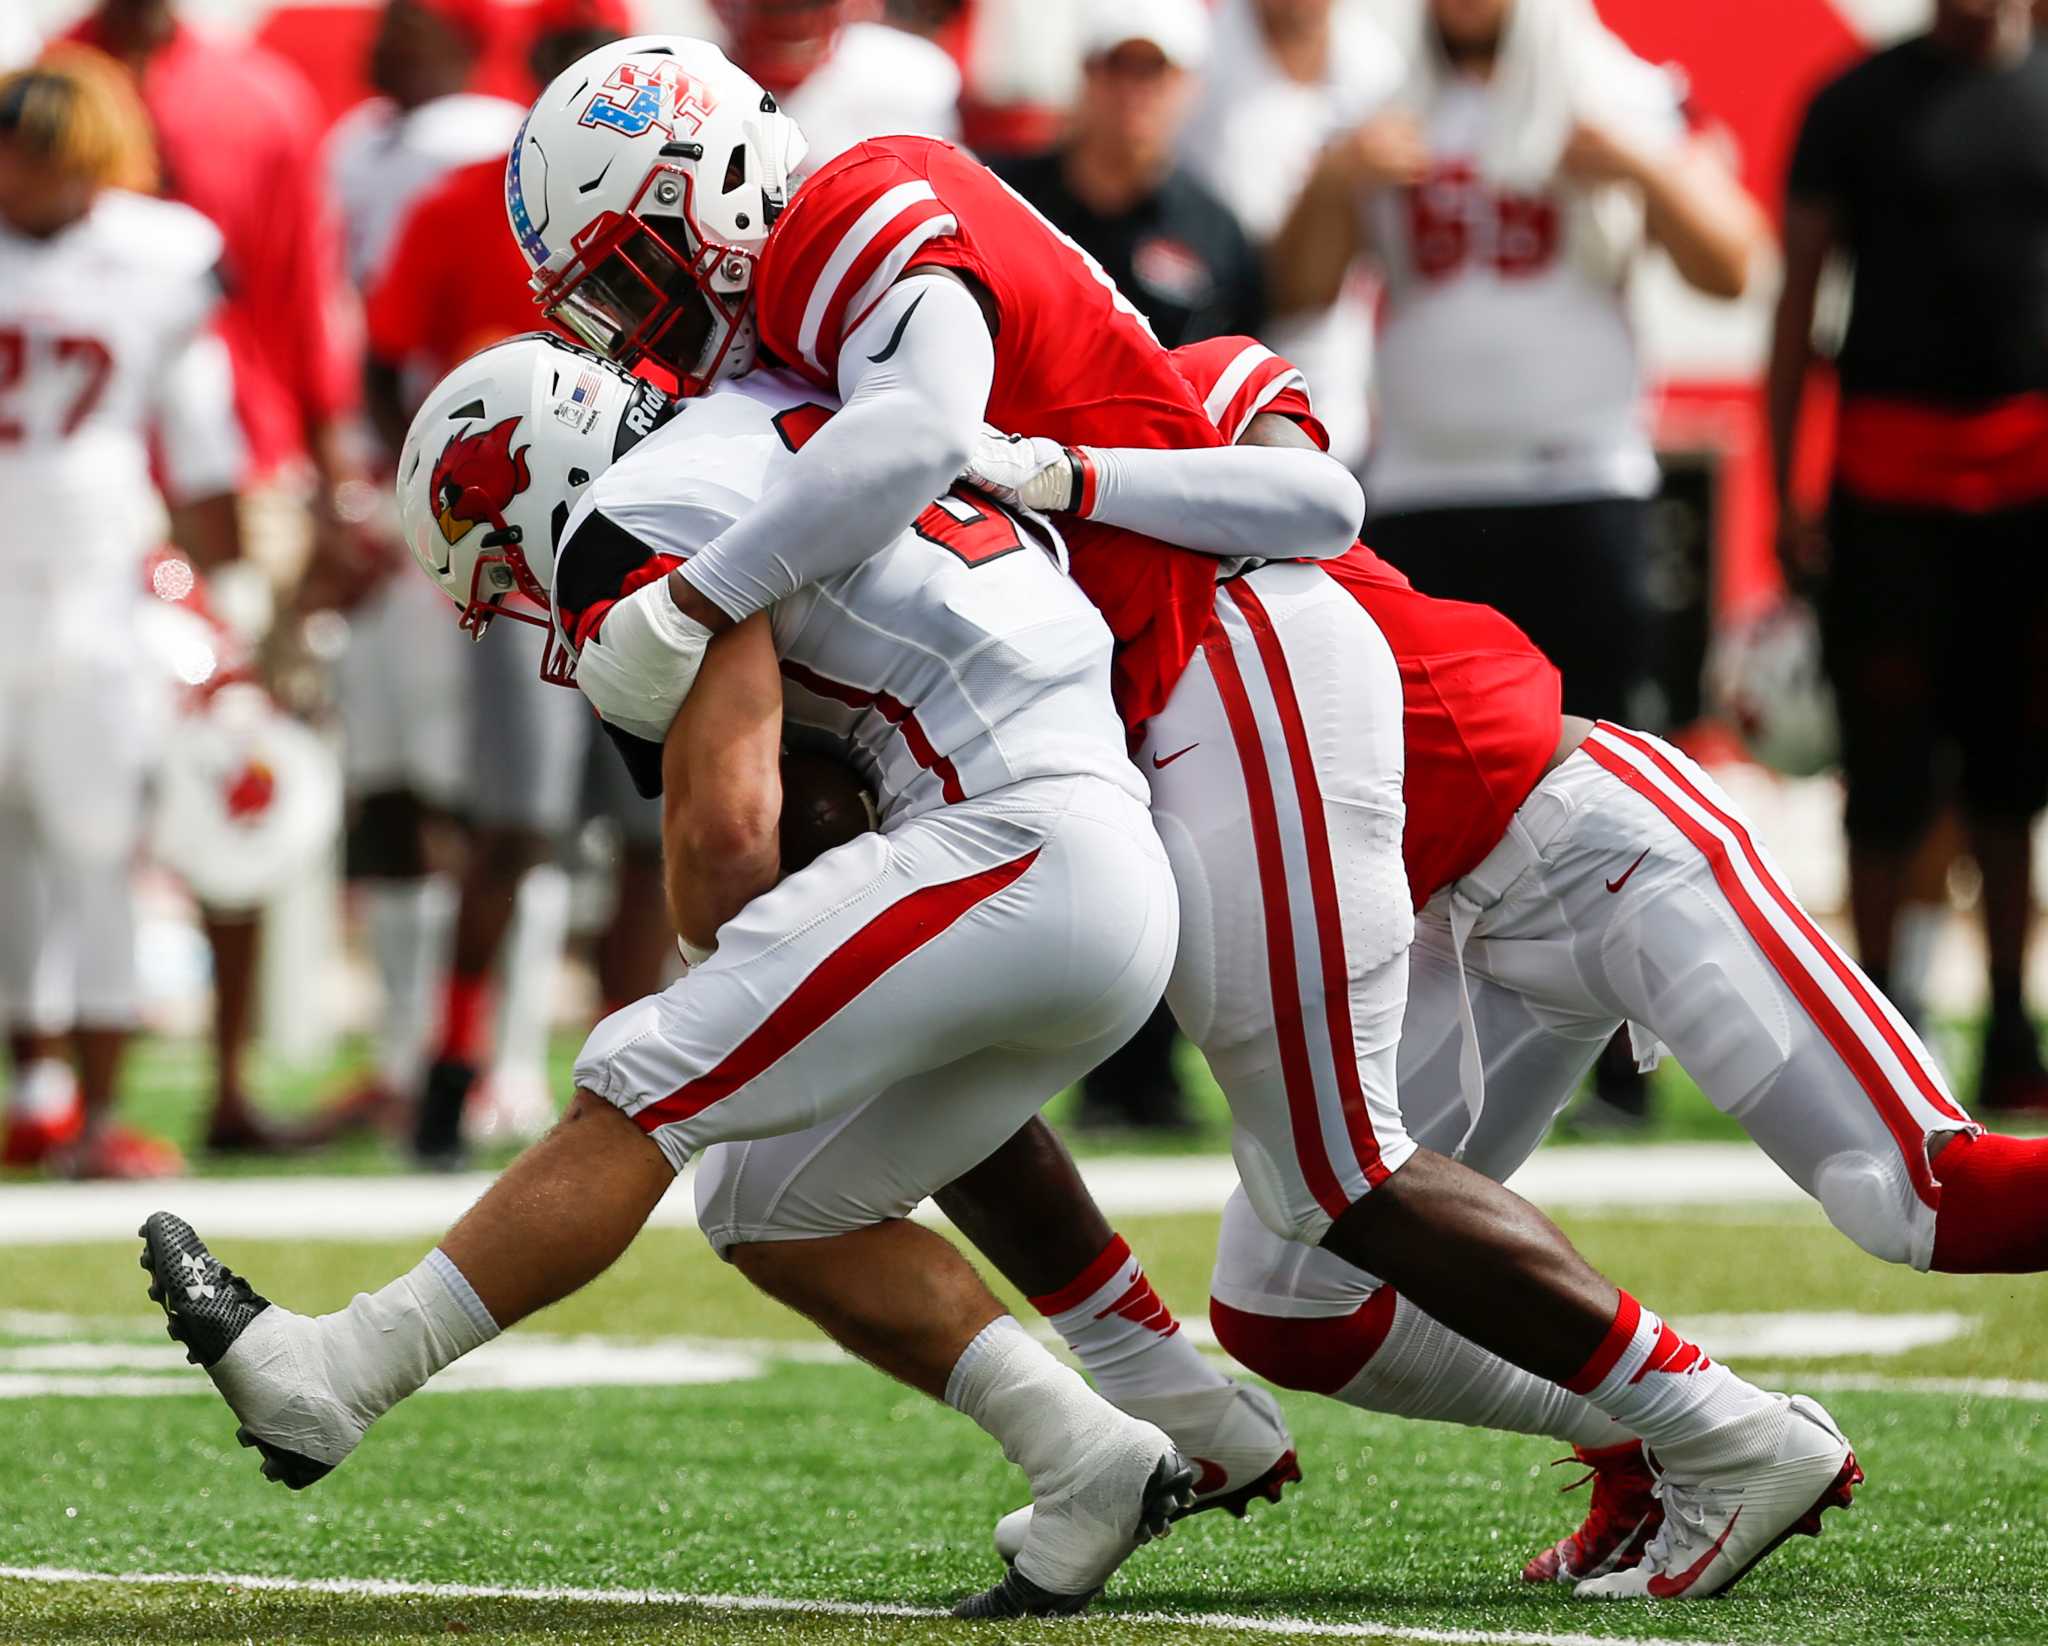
[752,135,1228,733]
[1170,337,1564,910]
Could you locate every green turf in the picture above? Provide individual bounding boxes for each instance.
[3,1209,2046,1644]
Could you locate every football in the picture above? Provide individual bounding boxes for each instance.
[779,747,878,873]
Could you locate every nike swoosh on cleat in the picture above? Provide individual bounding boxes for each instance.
[1152,743,1199,770]
[1605,848,1651,894]
[867,292,927,364]
[1647,1506,1742,1598]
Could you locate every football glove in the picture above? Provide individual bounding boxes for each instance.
[963,426,1083,514]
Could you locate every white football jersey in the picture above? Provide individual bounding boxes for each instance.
[0,191,239,656]
[325,92,526,287]
[555,371,1143,824]
[782,21,961,170]
[1364,65,1683,511]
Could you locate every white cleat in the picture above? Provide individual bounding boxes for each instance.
[956,1416,1196,1618]
[1574,1396,1861,1601]
[992,1381,1299,1564]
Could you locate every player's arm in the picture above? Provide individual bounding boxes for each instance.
[1266,112,1425,317]
[1562,124,1766,300]
[668,270,995,633]
[966,431,1362,562]
[156,326,248,574]
[659,613,784,957]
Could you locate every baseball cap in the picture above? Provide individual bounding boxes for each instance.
[1080,0,1210,71]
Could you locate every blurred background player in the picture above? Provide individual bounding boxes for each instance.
[1184,0,1405,469]
[65,0,370,1151]
[997,0,1262,351]
[1772,0,2048,1114]
[715,0,961,165]
[994,0,1261,1130]
[314,0,526,1141]
[366,0,671,1162]
[0,49,246,1177]
[1269,0,1767,1124]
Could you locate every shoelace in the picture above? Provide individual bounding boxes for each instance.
[1637,1461,1742,1571]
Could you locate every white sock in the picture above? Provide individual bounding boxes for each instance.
[367,876,455,1092]
[9,1057,79,1122]
[215,1249,498,1469]
[491,865,571,1083]
[947,1315,1123,1488]
[1333,1292,1629,1451]
[316,1248,499,1427]
[946,1314,1170,1596]
[1564,1292,1783,1470]
[1034,1235,1230,1407]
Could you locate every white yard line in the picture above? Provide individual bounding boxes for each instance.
[0,1144,1821,1246]
[0,1563,1764,1646]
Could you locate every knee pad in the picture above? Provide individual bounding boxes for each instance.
[1209,1292,1396,1395]
[1813,1149,1918,1266]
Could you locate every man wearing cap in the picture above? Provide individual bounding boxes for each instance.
[996,0,1264,353]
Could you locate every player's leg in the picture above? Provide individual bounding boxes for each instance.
[143,776,1177,1484]
[0,805,83,1165]
[699,1032,1196,1613]
[1575,722,2048,1274]
[412,622,582,1161]
[1952,502,2048,1110]
[337,578,464,1120]
[35,663,173,1177]
[1152,570,1849,1597]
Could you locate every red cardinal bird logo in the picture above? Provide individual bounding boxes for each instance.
[431,417,531,545]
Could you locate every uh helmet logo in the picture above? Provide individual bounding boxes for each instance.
[579,59,721,141]
[431,416,532,547]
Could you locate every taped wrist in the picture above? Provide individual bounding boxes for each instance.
[573,575,713,746]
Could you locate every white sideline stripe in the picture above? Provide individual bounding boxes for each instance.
[0,1564,1757,1646]
[0,1145,1825,1246]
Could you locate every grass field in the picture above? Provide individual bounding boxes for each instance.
[5,1201,2046,1646]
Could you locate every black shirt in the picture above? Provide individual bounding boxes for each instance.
[993,149,1265,348]
[1789,35,2048,402]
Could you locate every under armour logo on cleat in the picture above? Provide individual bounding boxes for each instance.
[179,1251,217,1302]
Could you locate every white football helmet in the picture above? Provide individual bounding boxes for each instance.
[1708,598,1840,778]
[396,332,672,683]
[508,35,807,390]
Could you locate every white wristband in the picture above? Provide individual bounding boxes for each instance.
[573,573,714,746]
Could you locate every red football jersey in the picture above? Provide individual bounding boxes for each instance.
[752,135,1228,732]
[1169,338,1563,909]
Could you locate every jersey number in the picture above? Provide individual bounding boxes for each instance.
[1405,163,1560,283]
[0,328,114,442]
[774,402,1028,569]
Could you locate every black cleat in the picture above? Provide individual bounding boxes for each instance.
[138,1212,334,1490]
[412,1057,478,1169]
[952,1450,1196,1619]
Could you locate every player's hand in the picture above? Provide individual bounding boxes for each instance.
[1324,113,1429,191]
[294,517,396,615]
[1559,119,1652,187]
[963,427,1077,513]
[1776,508,1830,595]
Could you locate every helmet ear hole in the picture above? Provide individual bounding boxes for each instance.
[723,144,746,193]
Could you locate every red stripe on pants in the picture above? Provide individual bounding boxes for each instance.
[1585,727,1949,1207]
[1202,622,1352,1222]
[1226,581,1388,1187]
[633,847,1040,1134]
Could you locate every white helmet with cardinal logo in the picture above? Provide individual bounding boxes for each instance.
[395,331,672,683]
[508,35,807,391]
